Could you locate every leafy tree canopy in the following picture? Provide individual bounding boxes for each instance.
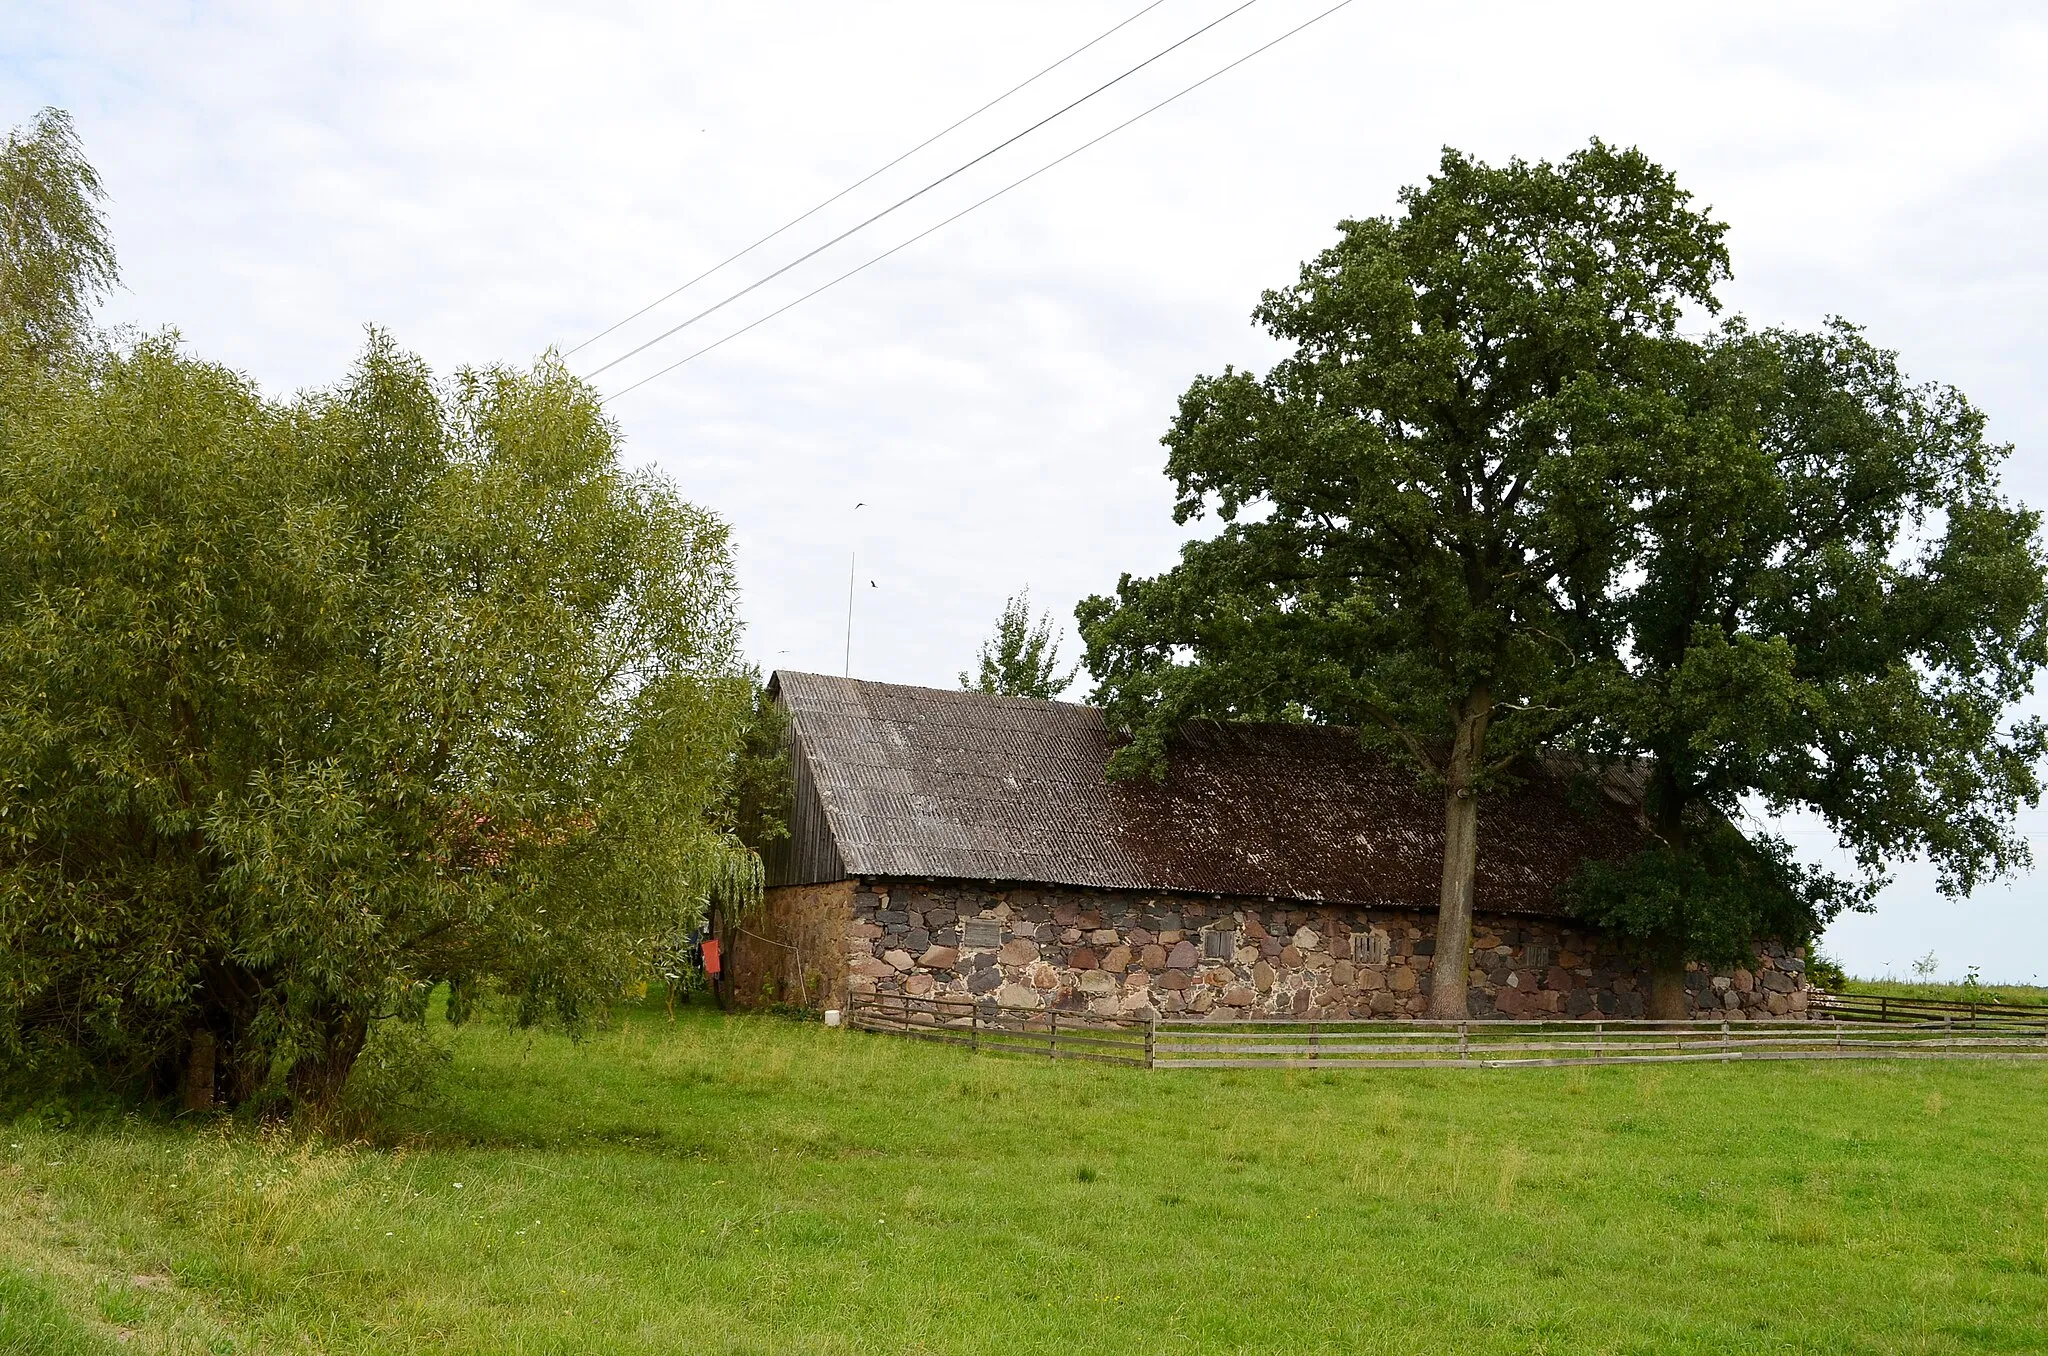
[961,588,1077,700]
[1564,319,2048,1002]
[0,108,117,361]
[0,330,762,1112]
[1079,141,1731,1015]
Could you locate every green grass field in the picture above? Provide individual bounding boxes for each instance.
[6,997,2048,1355]
[1843,978,2048,1008]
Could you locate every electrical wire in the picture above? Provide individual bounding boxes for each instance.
[566,0,1171,358]
[581,0,1266,381]
[603,0,1358,400]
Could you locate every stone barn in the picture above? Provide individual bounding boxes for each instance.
[721,671,1809,1022]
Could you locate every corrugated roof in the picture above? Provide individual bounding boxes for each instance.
[769,671,1647,916]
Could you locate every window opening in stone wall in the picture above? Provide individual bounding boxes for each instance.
[1204,928,1237,960]
[1358,927,1391,967]
[962,918,1002,949]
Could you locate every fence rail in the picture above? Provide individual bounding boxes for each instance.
[1810,990,2048,1026]
[845,991,2048,1070]
[846,991,1150,1067]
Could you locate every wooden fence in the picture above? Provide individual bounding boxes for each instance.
[1809,990,2048,1027]
[846,990,1150,1066]
[845,991,2048,1070]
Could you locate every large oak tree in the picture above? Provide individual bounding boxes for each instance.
[1080,142,1729,1016]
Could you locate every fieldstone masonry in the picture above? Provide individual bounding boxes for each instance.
[841,879,1809,1021]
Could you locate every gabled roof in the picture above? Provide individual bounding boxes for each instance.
[768,670,1647,916]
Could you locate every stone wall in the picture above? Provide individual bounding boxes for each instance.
[726,879,855,1009]
[830,879,1808,1021]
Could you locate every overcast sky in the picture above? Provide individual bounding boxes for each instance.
[8,0,2045,979]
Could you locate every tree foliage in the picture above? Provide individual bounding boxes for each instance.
[1563,319,2048,1001]
[0,108,117,362]
[1078,142,1730,1015]
[961,588,1077,700]
[0,330,761,1111]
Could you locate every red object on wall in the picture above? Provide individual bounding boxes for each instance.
[700,938,721,975]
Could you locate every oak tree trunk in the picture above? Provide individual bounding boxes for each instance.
[1647,959,1690,1020]
[1428,689,1491,1019]
[1644,769,1692,1022]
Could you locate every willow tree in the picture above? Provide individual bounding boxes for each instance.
[0,328,762,1112]
[0,107,117,361]
[1079,142,1729,1016]
[1568,320,2048,1013]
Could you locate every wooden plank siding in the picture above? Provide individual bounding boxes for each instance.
[766,722,846,888]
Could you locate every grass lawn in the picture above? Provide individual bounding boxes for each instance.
[6,999,2048,1355]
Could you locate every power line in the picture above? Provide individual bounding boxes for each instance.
[604,0,1359,400]
[566,0,1172,359]
[581,0,1266,381]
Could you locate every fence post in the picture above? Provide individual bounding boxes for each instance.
[1595,1020,1604,1061]
[1459,1021,1469,1063]
[1945,1013,1953,1056]
[970,1003,979,1055]
[1050,1009,1059,1061]
[1145,1016,1156,1070]
[1721,1019,1731,1059]
[1310,1021,1321,1064]
[1835,1020,1843,1053]
[1880,994,1889,1023]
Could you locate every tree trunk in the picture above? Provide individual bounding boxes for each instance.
[1647,958,1689,1020]
[1428,689,1491,1020]
[1645,770,1692,1022]
[183,1031,216,1113]
[288,1008,370,1118]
